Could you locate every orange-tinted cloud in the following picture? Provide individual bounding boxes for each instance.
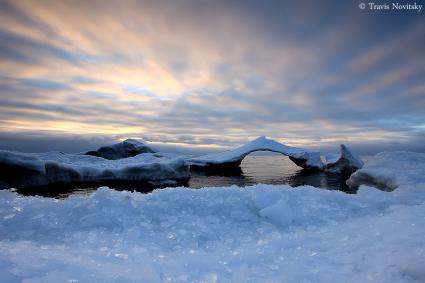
[0,0,424,152]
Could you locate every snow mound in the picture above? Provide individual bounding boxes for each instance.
[188,136,325,170]
[347,151,425,190]
[85,139,155,160]
[1,184,424,282]
[325,144,364,174]
[0,150,190,189]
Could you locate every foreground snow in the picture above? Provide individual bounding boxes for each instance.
[347,151,425,190]
[1,183,424,283]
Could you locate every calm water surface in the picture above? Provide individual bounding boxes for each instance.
[17,154,354,198]
[189,155,352,191]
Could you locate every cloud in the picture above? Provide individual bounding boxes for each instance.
[0,0,424,153]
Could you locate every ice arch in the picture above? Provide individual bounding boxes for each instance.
[188,136,325,171]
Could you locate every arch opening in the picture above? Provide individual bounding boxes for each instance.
[235,148,310,169]
[241,151,302,181]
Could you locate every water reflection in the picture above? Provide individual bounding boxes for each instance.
[189,155,353,193]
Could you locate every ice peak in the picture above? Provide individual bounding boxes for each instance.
[123,138,147,147]
[256,136,267,141]
[85,139,155,160]
[325,144,364,174]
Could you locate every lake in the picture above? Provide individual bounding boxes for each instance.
[15,154,355,198]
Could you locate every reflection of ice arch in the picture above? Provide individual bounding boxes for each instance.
[188,136,364,174]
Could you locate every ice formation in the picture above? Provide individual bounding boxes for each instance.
[188,137,364,174]
[188,136,325,170]
[325,144,364,174]
[85,139,155,160]
[1,141,424,282]
[0,150,190,189]
[0,182,424,282]
[0,137,366,190]
[347,151,425,190]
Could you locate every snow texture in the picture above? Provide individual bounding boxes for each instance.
[0,150,190,188]
[85,139,155,160]
[347,151,425,190]
[188,136,325,170]
[1,182,425,283]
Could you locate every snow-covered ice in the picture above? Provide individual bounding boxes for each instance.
[1,182,424,283]
[325,144,364,174]
[85,139,155,160]
[347,151,425,190]
[0,137,364,190]
[188,136,325,170]
[0,150,190,188]
[1,139,422,282]
[187,136,364,174]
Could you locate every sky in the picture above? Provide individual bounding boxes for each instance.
[0,0,424,154]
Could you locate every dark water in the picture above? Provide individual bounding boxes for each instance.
[189,155,352,191]
[16,154,354,198]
